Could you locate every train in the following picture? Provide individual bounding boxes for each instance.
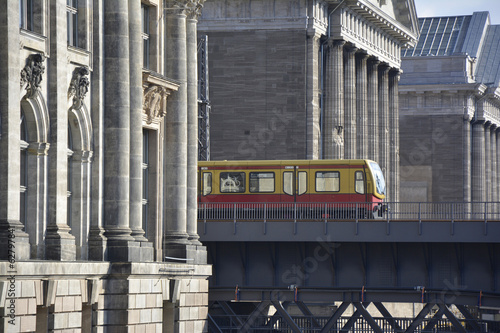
[198,159,387,219]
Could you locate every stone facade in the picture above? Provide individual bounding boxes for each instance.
[198,0,419,202]
[400,12,500,206]
[0,0,210,332]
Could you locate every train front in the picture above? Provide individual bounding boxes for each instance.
[366,161,388,217]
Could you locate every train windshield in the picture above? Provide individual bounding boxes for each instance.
[369,162,386,196]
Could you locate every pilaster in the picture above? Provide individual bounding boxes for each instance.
[323,39,345,159]
[306,33,322,159]
[389,69,401,203]
[45,0,75,260]
[0,0,31,260]
[462,115,472,203]
[356,52,369,159]
[344,46,357,159]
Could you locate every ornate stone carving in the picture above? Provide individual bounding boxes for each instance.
[20,54,45,98]
[143,85,168,124]
[68,67,90,110]
[166,0,205,17]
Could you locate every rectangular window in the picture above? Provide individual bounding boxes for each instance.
[355,171,365,194]
[316,171,340,192]
[141,4,150,69]
[142,130,149,234]
[20,0,33,31]
[67,0,78,47]
[220,172,245,193]
[202,173,212,196]
[249,172,275,193]
[283,171,293,195]
[298,171,307,195]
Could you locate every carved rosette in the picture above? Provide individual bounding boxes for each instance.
[143,85,168,124]
[68,67,90,110]
[20,54,45,98]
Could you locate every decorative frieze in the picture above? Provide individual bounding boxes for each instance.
[68,67,90,111]
[20,54,45,98]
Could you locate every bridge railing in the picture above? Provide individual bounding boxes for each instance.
[198,202,500,222]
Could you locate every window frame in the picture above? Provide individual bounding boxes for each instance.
[202,172,212,196]
[141,4,150,69]
[355,170,365,195]
[315,171,340,192]
[67,0,78,47]
[220,172,246,193]
[249,172,275,193]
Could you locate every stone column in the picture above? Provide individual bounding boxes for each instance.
[484,122,491,203]
[367,58,379,163]
[129,0,153,261]
[389,69,401,203]
[0,0,30,260]
[462,115,472,205]
[356,52,368,159]
[89,0,107,261]
[497,128,500,218]
[164,1,190,252]
[306,32,321,159]
[490,126,497,214]
[102,0,139,261]
[323,40,345,159]
[45,0,76,260]
[378,64,390,199]
[471,121,486,212]
[186,7,202,245]
[344,46,357,159]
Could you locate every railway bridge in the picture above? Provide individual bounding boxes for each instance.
[198,202,500,333]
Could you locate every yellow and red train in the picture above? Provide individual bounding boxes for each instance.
[198,159,387,219]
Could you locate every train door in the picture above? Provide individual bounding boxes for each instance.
[350,166,368,203]
[199,169,212,202]
[282,166,308,202]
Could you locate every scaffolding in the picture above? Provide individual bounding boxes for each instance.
[198,35,211,161]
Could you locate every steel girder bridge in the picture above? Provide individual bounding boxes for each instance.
[198,202,500,332]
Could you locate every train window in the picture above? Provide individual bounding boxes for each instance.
[283,172,293,195]
[355,171,365,194]
[316,171,340,192]
[220,172,245,193]
[202,173,212,196]
[298,171,307,195]
[249,172,275,193]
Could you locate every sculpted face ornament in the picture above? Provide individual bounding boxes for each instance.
[68,67,90,110]
[20,54,46,98]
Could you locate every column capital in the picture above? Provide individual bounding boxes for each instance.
[345,45,358,55]
[327,39,346,49]
[356,51,369,61]
[378,62,391,73]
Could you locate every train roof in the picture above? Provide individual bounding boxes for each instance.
[198,159,377,167]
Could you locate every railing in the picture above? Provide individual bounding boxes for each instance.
[198,202,500,222]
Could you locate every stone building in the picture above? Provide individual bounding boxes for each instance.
[198,0,419,201]
[0,0,210,332]
[399,11,500,205]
